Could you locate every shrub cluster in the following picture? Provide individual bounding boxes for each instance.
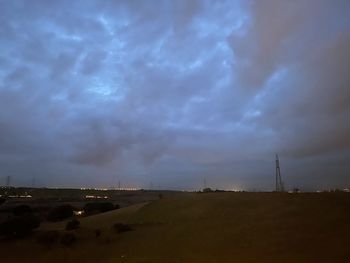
[60,233,77,246]
[36,230,60,246]
[94,229,101,238]
[65,218,80,230]
[0,214,40,237]
[83,202,117,214]
[47,205,73,222]
[12,205,32,216]
[112,223,132,233]
[0,197,6,206]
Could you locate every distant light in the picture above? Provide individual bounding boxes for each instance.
[79,187,140,191]
[8,195,32,198]
[113,187,140,191]
[74,210,84,216]
[85,195,108,199]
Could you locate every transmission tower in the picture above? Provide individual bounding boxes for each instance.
[275,154,284,192]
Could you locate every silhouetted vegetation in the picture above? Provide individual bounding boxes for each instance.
[12,205,32,216]
[60,233,77,246]
[36,231,60,246]
[94,229,101,238]
[0,197,6,206]
[293,188,300,193]
[83,202,116,215]
[65,218,80,230]
[198,188,226,193]
[112,223,132,233]
[47,205,73,222]
[0,215,40,237]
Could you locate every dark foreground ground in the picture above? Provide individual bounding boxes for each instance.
[1,192,350,262]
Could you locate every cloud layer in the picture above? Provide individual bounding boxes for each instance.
[1,0,350,190]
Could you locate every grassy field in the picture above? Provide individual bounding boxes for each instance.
[1,192,350,262]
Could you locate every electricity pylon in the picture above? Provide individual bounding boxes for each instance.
[275,154,284,192]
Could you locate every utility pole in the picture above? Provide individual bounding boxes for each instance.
[203,177,207,189]
[275,154,284,192]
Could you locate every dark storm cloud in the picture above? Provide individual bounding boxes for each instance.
[231,0,350,157]
[0,0,349,190]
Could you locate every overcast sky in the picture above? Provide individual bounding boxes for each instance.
[1,0,350,190]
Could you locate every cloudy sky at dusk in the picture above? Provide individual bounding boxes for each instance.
[1,0,350,190]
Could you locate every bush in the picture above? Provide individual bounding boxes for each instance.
[83,202,115,214]
[12,205,32,216]
[36,231,60,246]
[202,188,213,193]
[47,205,73,222]
[60,233,77,246]
[94,229,101,238]
[0,197,6,206]
[65,218,80,231]
[112,223,132,233]
[0,215,40,237]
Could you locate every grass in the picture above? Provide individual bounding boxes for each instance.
[1,192,350,262]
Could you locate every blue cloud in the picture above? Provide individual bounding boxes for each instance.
[0,0,350,190]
